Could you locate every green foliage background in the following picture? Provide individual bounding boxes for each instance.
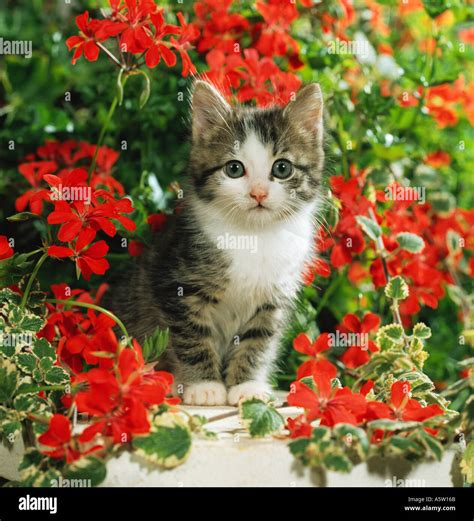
[0,0,472,395]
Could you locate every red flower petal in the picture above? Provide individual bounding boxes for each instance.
[48,245,74,258]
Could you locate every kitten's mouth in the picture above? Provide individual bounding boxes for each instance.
[251,203,269,211]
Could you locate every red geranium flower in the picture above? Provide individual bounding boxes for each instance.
[338,312,380,369]
[38,414,101,463]
[286,414,313,439]
[47,230,110,281]
[128,240,145,256]
[66,12,123,65]
[367,381,444,422]
[287,369,367,427]
[16,160,57,215]
[425,151,451,168]
[0,236,14,260]
[76,339,177,444]
[46,182,135,244]
[147,212,168,233]
[293,332,337,380]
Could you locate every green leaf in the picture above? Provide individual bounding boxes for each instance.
[460,439,474,484]
[143,327,169,363]
[0,288,22,306]
[64,456,107,487]
[0,358,19,403]
[15,353,37,373]
[0,253,34,286]
[334,424,369,456]
[1,419,22,441]
[401,371,435,394]
[13,394,51,414]
[44,366,69,385]
[299,376,316,391]
[385,276,409,301]
[412,323,431,340]
[133,413,192,468]
[356,215,381,242]
[18,449,62,487]
[288,437,311,457]
[39,357,53,372]
[378,324,405,344]
[395,233,425,254]
[423,0,450,18]
[446,230,462,254]
[322,453,352,473]
[239,398,285,438]
[388,435,423,454]
[311,426,331,442]
[430,192,456,213]
[418,431,444,461]
[19,312,45,334]
[7,212,40,222]
[32,338,56,360]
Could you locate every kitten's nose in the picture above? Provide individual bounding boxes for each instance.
[250,188,268,204]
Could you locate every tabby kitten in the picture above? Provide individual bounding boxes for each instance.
[113,80,324,405]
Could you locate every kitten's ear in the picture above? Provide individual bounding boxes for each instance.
[284,83,323,134]
[191,80,231,141]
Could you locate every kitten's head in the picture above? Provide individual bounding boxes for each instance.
[188,80,324,229]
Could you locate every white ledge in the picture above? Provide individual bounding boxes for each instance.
[0,402,462,487]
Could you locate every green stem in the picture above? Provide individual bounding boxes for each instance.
[89,95,119,180]
[45,298,131,346]
[20,252,48,310]
[314,274,344,318]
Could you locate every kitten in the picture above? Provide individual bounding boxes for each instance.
[112,80,324,405]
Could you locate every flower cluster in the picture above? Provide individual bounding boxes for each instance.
[14,140,136,281]
[66,1,199,77]
[16,139,124,214]
[304,165,474,323]
[287,368,444,439]
[37,328,177,463]
[193,0,311,106]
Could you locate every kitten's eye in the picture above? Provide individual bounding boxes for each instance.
[224,160,245,179]
[271,159,293,180]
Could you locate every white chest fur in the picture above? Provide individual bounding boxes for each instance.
[197,204,316,351]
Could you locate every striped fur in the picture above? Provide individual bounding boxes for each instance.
[110,81,325,405]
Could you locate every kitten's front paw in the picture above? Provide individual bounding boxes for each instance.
[182,381,227,406]
[227,381,271,406]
